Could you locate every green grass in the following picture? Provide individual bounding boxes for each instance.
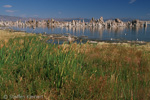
[0,35,150,100]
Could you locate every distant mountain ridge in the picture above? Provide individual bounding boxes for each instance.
[0,15,42,21]
[0,15,90,22]
[0,15,150,22]
[0,15,25,21]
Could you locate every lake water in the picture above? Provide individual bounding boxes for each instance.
[10,25,150,42]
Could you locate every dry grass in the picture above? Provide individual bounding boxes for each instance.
[0,31,150,99]
[0,30,34,41]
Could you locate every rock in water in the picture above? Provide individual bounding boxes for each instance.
[115,18,122,23]
[99,17,104,24]
[68,35,72,44]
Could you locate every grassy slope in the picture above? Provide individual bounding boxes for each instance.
[0,30,34,41]
[0,32,150,99]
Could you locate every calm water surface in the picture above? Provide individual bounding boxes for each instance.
[10,25,150,42]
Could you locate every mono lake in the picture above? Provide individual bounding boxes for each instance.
[9,25,150,42]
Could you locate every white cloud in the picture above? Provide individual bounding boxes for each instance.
[3,5,12,8]
[129,0,136,4]
[6,10,15,13]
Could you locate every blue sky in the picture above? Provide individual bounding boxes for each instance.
[0,0,150,19]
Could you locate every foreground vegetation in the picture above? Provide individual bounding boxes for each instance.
[0,32,150,99]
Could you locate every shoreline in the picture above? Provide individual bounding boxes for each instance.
[0,28,149,45]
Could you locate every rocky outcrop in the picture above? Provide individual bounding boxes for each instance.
[0,17,146,29]
[132,20,143,27]
[98,17,104,24]
[105,19,126,28]
[115,18,122,23]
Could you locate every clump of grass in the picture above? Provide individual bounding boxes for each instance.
[0,35,150,100]
[0,30,33,41]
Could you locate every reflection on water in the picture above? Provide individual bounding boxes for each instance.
[10,25,150,42]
